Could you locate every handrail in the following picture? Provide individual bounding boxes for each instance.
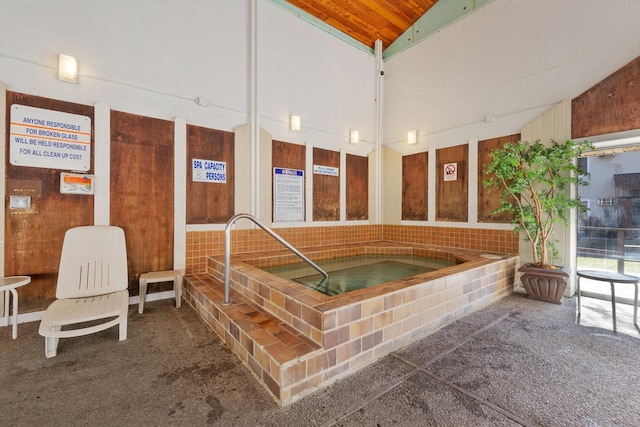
[223,213,329,305]
[578,225,640,274]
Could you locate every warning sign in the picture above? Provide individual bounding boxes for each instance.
[444,162,457,181]
[10,104,91,171]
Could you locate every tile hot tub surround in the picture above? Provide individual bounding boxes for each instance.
[184,241,518,406]
[184,224,519,275]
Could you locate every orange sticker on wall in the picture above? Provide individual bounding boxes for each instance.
[60,172,95,195]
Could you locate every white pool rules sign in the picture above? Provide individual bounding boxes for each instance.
[10,105,91,171]
[273,168,304,222]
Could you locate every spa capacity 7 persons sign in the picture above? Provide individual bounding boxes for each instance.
[10,105,91,171]
[192,158,226,183]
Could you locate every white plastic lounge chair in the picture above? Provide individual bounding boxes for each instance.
[38,226,129,358]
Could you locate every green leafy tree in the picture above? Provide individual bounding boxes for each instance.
[483,139,592,268]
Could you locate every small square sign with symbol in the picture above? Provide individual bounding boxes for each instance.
[444,162,457,181]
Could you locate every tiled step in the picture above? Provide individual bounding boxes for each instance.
[183,274,321,404]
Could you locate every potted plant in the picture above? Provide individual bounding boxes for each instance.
[483,139,592,303]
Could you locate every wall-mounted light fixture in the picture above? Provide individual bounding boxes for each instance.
[290,114,301,131]
[58,54,78,83]
[349,129,359,144]
[407,130,417,145]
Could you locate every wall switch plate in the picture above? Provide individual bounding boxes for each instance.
[10,195,31,210]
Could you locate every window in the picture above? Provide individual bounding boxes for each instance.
[577,157,589,174]
[597,198,614,206]
[577,148,640,303]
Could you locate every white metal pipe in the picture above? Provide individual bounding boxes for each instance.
[374,39,384,224]
[250,0,259,218]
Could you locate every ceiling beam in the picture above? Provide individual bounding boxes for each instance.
[384,0,496,60]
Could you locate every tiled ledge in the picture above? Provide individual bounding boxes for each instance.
[207,242,513,346]
[185,225,518,275]
[183,273,321,402]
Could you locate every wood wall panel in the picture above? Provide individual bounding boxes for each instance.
[110,111,174,292]
[272,140,306,221]
[5,92,94,311]
[187,125,234,224]
[572,56,640,138]
[346,153,368,220]
[402,152,428,221]
[477,134,519,223]
[436,144,468,222]
[312,147,339,221]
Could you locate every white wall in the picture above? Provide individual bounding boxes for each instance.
[257,4,376,157]
[384,0,640,155]
[0,0,378,237]
[0,0,376,152]
[520,99,572,270]
[381,147,402,224]
[0,1,250,130]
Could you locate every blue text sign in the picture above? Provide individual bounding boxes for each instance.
[192,158,227,183]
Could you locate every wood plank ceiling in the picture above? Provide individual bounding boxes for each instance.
[284,0,440,49]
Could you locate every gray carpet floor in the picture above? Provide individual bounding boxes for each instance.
[1,292,639,426]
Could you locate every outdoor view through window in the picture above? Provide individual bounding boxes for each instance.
[577,148,640,303]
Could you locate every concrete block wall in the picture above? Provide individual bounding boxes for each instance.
[384,0,640,152]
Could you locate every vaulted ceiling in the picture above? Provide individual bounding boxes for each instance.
[283,0,440,49]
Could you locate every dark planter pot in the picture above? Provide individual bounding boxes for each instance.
[519,263,569,304]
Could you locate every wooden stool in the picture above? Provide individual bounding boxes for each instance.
[138,270,183,314]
